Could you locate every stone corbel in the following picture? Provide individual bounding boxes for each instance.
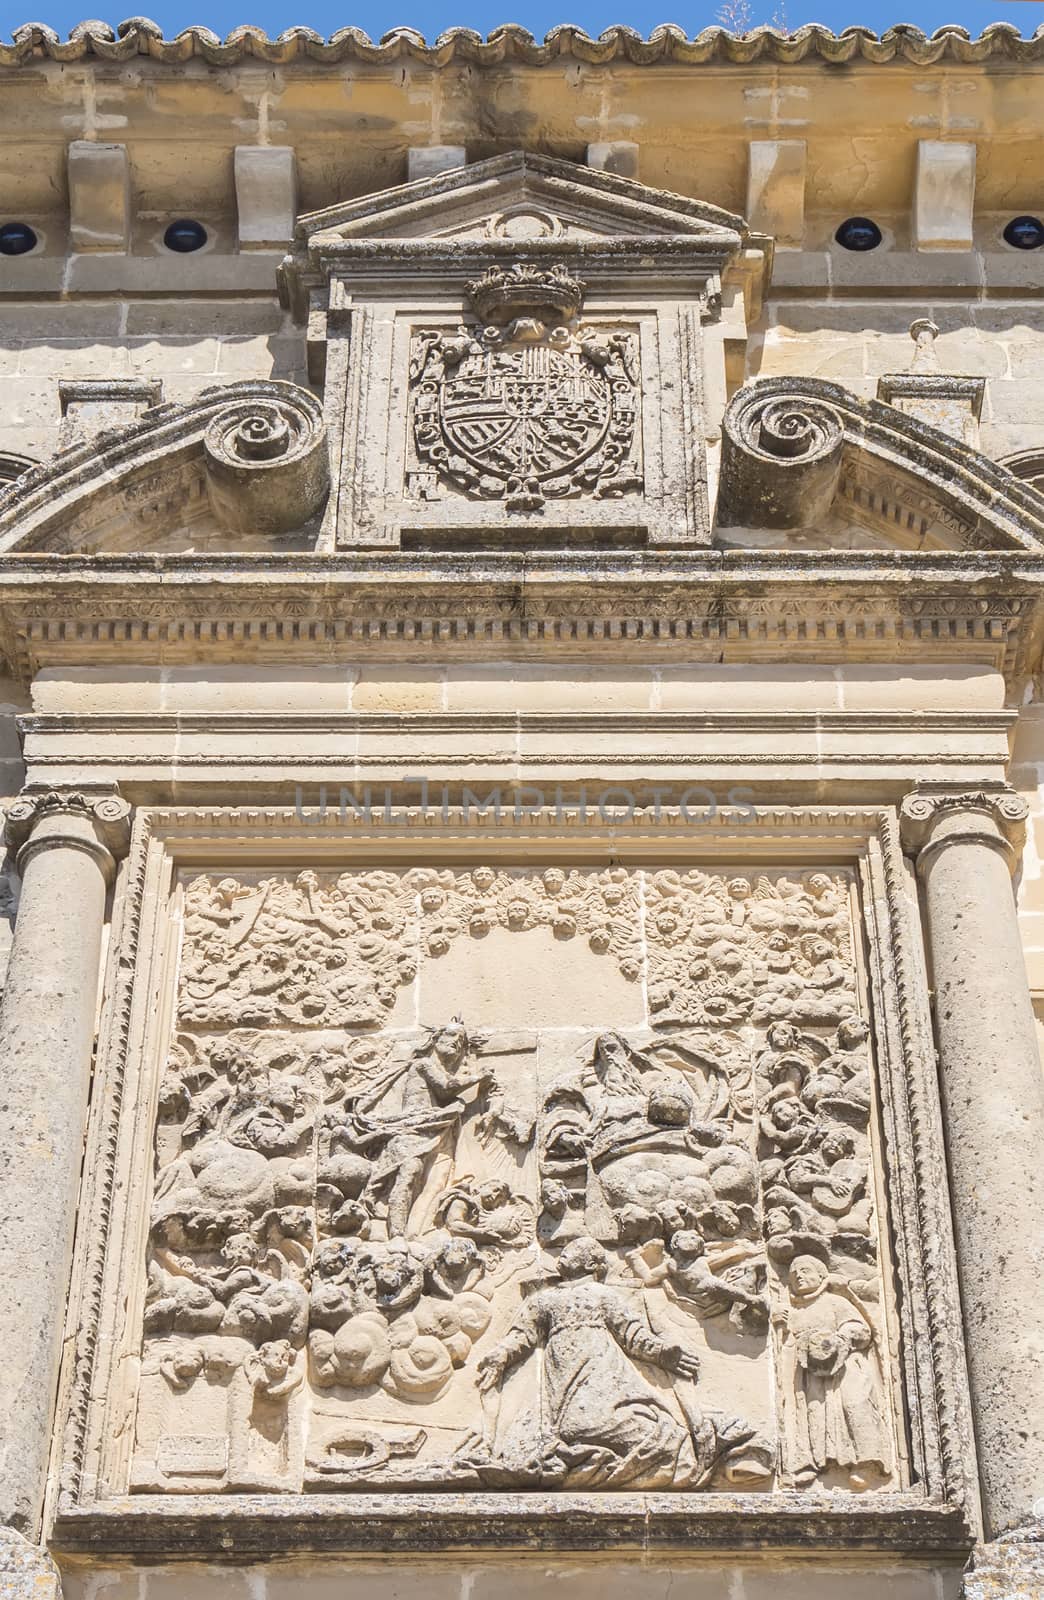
[717,376,1044,552]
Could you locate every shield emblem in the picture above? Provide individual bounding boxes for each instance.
[410,329,639,511]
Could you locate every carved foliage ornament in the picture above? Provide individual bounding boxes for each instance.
[132,864,902,1499]
[408,262,641,512]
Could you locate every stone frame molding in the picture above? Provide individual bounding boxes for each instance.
[51,800,976,1561]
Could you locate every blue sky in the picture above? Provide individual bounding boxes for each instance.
[1,0,1042,41]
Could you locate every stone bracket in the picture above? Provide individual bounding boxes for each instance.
[57,378,163,451]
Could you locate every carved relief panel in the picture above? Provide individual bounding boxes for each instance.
[130,861,901,1497]
[58,807,974,1557]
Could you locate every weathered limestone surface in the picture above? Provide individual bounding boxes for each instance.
[54,1554,967,1600]
[0,23,1041,1599]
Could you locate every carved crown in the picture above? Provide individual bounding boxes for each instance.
[465,261,585,327]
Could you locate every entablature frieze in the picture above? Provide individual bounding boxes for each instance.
[16,709,1015,808]
[0,552,1038,685]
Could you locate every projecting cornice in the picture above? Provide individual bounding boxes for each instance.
[719,377,1044,554]
[1,19,1042,67]
[0,550,1037,686]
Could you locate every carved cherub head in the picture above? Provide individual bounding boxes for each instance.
[221,1232,260,1268]
[373,1249,424,1309]
[668,1229,706,1263]
[477,1179,510,1210]
[539,1178,572,1218]
[616,1204,660,1245]
[506,896,529,929]
[820,1128,857,1165]
[803,935,834,964]
[159,1342,205,1392]
[836,1016,869,1050]
[312,1239,356,1279]
[254,1339,293,1386]
[435,1237,482,1278]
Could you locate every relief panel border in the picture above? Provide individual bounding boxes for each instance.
[51,803,977,1558]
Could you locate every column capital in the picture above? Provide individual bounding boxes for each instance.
[3,788,132,882]
[900,784,1028,873]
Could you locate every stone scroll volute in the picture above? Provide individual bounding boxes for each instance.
[130,863,903,1496]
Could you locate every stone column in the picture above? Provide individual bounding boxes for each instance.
[0,790,131,1546]
[901,785,1044,1546]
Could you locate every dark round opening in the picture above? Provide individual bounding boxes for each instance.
[163,218,208,254]
[0,222,38,256]
[1003,215,1044,251]
[834,216,883,253]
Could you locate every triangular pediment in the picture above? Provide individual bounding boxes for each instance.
[293,151,748,249]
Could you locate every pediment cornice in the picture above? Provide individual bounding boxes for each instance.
[278,151,769,325]
[720,376,1044,554]
[0,380,328,555]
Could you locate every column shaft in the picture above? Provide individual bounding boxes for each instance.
[909,795,1044,1538]
[0,795,128,1537]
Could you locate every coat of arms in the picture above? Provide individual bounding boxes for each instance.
[408,263,641,512]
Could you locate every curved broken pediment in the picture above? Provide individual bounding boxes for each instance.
[718,377,1044,553]
[0,381,328,555]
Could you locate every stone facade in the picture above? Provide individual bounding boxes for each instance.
[0,20,1042,1600]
